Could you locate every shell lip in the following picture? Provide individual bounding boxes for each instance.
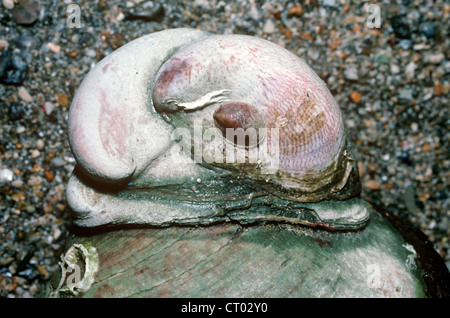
[327,158,362,201]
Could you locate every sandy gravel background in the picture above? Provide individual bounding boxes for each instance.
[0,0,448,297]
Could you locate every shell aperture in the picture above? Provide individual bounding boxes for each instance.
[213,102,266,147]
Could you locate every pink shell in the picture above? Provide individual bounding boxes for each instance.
[153,35,353,200]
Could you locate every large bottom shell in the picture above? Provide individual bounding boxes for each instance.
[43,204,450,298]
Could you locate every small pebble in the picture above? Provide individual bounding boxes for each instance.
[12,192,26,202]
[30,163,42,173]
[390,64,400,74]
[8,103,24,121]
[428,53,444,65]
[363,179,381,190]
[16,126,26,134]
[3,0,14,10]
[53,228,62,240]
[44,171,55,182]
[390,15,411,39]
[405,62,416,79]
[12,0,41,25]
[18,87,33,103]
[421,22,436,38]
[43,101,56,115]
[357,161,364,178]
[398,39,412,51]
[31,149,40,158]
[441,83,450,95]
[307,46,320,61]
[422,142,432,152]
[375,54,391,65]
[0,50,28,85]
[404,185,420,215]
[46,43,60,53]
[123,1,165,22]
[50,157,66,168]
[56,94,69,107]
[35,139,44,150]
[36,265,48,278]
[0,168,14,185]
[344,66,358,81]
[263,19,276,34]
[349,91,362,103]
[399,150,412,166]
[12,179,23,188]
[398,88,413,100]
[434,81,442,96]
[0,39,9,49]
[287,6,302,16]
[322,0,337,7]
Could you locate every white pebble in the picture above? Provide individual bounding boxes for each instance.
[16,126,26,134]
[390,64,400,74]
[2,0,14,10]
[429,53,444,64]
[0,39,8,49]
[44,102,56,115]
[405,62,416,80]
[12,179,23,188]
[36,139,45,150]
[344,66,359,80]
[0,169,14,185]
[53,228,62,240]
[263,19,276,34]
[18,87,33,103]
[31,149,41,158]
[46,42,61,53]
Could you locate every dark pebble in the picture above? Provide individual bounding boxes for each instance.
[18,268,39,281]
[421,22,436,38]
[124,1,165,22]
[435,191,448,200]
[12,0,41,25]
[398,39,412,50]
[390,15,411,39]
[0,50,28,85]
[8,103,25,122]
[399,150,412,166]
